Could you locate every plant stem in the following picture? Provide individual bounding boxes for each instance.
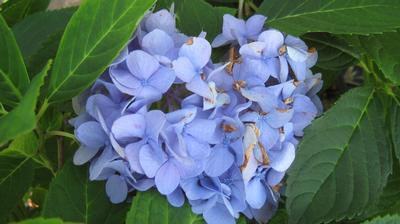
[36,98,49,123]
[57,135,64,170]
[238,0,244,18]
[246,0,258,11]
[46,130,77,142]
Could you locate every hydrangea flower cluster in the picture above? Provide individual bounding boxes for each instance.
[70,8,323,224]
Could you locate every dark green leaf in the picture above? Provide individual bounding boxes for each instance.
[42,161,129,224]
[46,0,156,103]
[358,30,400,85]
[363,214,400,224]
[176,0,235,42]
[126,190,203,224]
[0,151,35,222]
[12,8,75,69]
[269,209,288,224]
[4,132,38,156]
[0,61,51,145]
[1,0,50,26]
[286,87,392,224]
[17,217,63,224]
[391,101,400,161]
[258,0,400,36]
[0,15,29,107]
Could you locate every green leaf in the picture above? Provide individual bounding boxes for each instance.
[17,217,64,224]
[363,214,400,224]
[176,0,235,42]
[0,15,29,107]
[0,61,51,145]
[47,0,156,103]
[286,87,392,224]
[391,101,400,161]
[302,33,358,90]
[269,209,288,224]
[42,161,129,224]
[1,0,50,26]
[0,151,35,222]
[12,8,75,68]
[4,132,38,156]
[258,0,400,36]
[126,190,203,224]
[358,30,400,85]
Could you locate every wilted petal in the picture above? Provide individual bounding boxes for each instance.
[106,175,128,203]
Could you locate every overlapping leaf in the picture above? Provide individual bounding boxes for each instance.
[47,0,156,103]
[0,15,29,107]
[43,162,129,224]
[362,214,400,224]
[1,0,50,26]
[126,190,203,224]
[286,87,391,224]
[358,30,400,85]
[0,61,51,145]
[258,0,400,36]
[0,151,35,222]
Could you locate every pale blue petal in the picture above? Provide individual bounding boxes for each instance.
[126,50,159,80]
[156,161,181,195]
[106,175,128,203]
[179,37,211,69]
[142,29,174,56]
[75,121,107,148]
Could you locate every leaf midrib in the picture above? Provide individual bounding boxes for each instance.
[269,4,396,23]
[48,0,141,100]
[292,89,375,223]
[0,156,30,186]
[0,69,23,100]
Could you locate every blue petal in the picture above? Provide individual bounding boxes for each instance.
[203,203,236,224]
[139,144,166,178]
[239,41,266,59]
[125,141,146,174]
[144,110,166,140]
[126,50,159,80]
[222,14,246,40]
[205,145,234,177]
[269,142,295,172]
[111,114,146,141]
[167,187,185,207]
[106,175,128,203]
[245,15,266,39]
[145,9,176,34]
[155,161,181,195]
[142,29,174,56]
[75,121,107,148]
[148,67,175,93]
[73,145,99,165]
[172,57,197,82]
[246,177,267,209]
[257,29,284,58]
[179,37,211,69]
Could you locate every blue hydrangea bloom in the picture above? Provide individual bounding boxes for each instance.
[71,9,324,224]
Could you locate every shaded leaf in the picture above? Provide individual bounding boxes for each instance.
[4,132,38,156]
[358,30,400,85]
[391,101,400,161]
[12,8,75,69]
[286,87,392,224]
[0,15,29,107]
[258,0,400,36]
[363,214,400,224]
[0,151,35,222]
[17,217,63,224]
[0,61,51,145]
[1,0,50,26]
[47,0,156,103]
[42,161,129,224]
[126,190,203,224]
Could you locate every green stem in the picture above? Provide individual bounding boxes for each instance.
[245,0,258,11]
[238,0,244,18]
[36,98,49,123]
[46,130,77,142]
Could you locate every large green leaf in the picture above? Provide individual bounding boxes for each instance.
[258,0,400,36]
[46,0,156,103]
[12,8,75,68]
[1,0,50,26]
[0,61,51,145]
[42,161,129,224]
[363,214,400,224]
[0,15,29,107]
[126,190,203,224]
[286,87,392,224]
[0,151,35,222]
[175,0,236,42]
[358,30,400,85]
[391,101,400,161]
[17,217,64,224]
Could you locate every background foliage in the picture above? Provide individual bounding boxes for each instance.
[0,0,399,223]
